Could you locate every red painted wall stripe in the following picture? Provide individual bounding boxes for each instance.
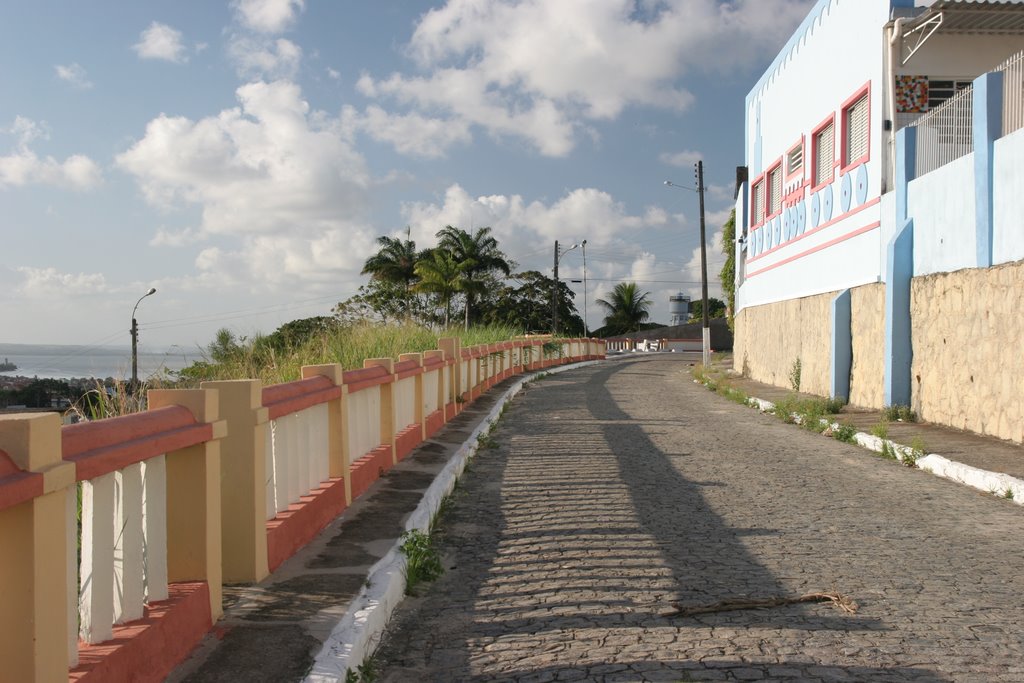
[746,221,881,278]
[62,406,197,460]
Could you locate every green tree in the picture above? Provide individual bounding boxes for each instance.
[688,297,727,322]
[261,316,340,353]
[436,226,512,329]
[414,249,465,327]
[596,282,653,335]
[360,230,420,314]
[719,209,736,329]
[483,270,583,335]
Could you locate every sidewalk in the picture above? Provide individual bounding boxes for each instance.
[702,352,1024,496]
[167,362,598,683]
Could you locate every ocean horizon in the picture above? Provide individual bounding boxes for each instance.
[0,343,204,381]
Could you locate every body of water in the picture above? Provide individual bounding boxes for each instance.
[0,344,203,381]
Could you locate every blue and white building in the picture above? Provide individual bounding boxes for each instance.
[733,0,1024,441]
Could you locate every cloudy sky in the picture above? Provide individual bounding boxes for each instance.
[1,0,814,349]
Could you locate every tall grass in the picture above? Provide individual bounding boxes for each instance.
[175,322,526,386]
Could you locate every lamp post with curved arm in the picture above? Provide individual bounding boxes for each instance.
[665,160,710,367]
[131,287,157,388]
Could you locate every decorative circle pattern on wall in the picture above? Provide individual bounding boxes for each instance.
[783,208,790,242]
[797,200,806,234]
[822,183,833,222]
[773,217,781,247]
[856,164,869,205]
[811,192,820,228]
[841,172,853,213]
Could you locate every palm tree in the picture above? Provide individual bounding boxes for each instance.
[361,229,419,311]
[596,282,653,335]
[436,226,512,329]
[414,249,464,327]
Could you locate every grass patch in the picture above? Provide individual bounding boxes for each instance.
[1004,488,1015,501]
[399,529,443,596]
[832,422,858,444]
[345,658,378,683]
[882,404,917,423]
[903,436,926,468]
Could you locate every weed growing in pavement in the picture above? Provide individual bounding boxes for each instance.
[400,529,443,596]
[772,394,800,423]
[871,420,889,440]
[477,430,499,450]
[869,421,898,459]
[1004,488,1015,500]
[824,396,847,414]
[798,401,828,433]
[883,404,917,422]
[832,422,858,444]
[717,385,750,406]
[903,436,926,468]
[344,657,378,683]
[789,357,802,392]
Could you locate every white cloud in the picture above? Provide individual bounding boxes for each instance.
[358,0,813,156]
[133,22,188,63]
[400,183,666,258]
[233,0,305,34]
[55,63,93,89]
[326,67,341,80]
[16,267,109,298]
[341,105,471,158]
[116,80,376,286]
[659,149,702,168]
[0,117,102,190]
[228,36,302,79]
[150,226,205,247]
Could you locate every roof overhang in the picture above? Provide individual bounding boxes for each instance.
[900,1,1024,65]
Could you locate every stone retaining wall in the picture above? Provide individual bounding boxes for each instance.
[733,292,833,397]
[849,283,885,409]
[911,260,1024,443]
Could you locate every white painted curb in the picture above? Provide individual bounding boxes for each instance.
[723,389,1024,506]
[305,361,603,682]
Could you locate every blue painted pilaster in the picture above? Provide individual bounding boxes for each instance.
[830,289,852,401]
[884,127,917,407]
[973,71,1003,268]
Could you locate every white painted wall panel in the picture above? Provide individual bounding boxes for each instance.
[994,126,1024,264]
[908,153,977,276]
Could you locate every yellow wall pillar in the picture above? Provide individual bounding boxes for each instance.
[438,338,461,407]
[302,364,349,504]
[192,381,267,586]
[0,413,76,683]
[149,389,226,621]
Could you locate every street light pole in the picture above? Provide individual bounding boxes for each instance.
[664,168,711,367]
[696,160,710,368]
[131,287,157,388]
[551,241,581,335]
[582,239,588,335]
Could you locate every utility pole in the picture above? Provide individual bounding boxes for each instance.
[696,160,711,368]
[581,239,588,335]
[552,239,560,335]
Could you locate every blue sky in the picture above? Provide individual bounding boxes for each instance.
[0,0,814,349]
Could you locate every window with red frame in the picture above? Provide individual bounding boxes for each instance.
[767,164,782,216]
[813,121,834,187]
[843,93,869,167]
[751,179,765,227]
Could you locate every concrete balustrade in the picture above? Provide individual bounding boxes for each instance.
[0,336,605,682]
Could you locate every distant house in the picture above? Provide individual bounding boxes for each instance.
[732,0,1024,443]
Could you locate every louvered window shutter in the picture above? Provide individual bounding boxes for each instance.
[815,123,834,186]
[846,95,868,164]
[769,167,782,215]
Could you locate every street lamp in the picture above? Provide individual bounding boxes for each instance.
[552,240,581,335]
[131,287,157,388]
[568,239,589,334]
[665,161,711,367]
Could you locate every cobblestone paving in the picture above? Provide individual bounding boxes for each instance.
[374,357,1024,682]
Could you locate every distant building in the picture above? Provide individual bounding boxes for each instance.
[668,293,691,326]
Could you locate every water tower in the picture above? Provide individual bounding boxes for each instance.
[669,292,691,326]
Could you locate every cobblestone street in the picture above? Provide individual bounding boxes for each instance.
[374,357,1024,682]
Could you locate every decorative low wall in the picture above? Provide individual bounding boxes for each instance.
[911,260,1024,443]
[732,291,833,397]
